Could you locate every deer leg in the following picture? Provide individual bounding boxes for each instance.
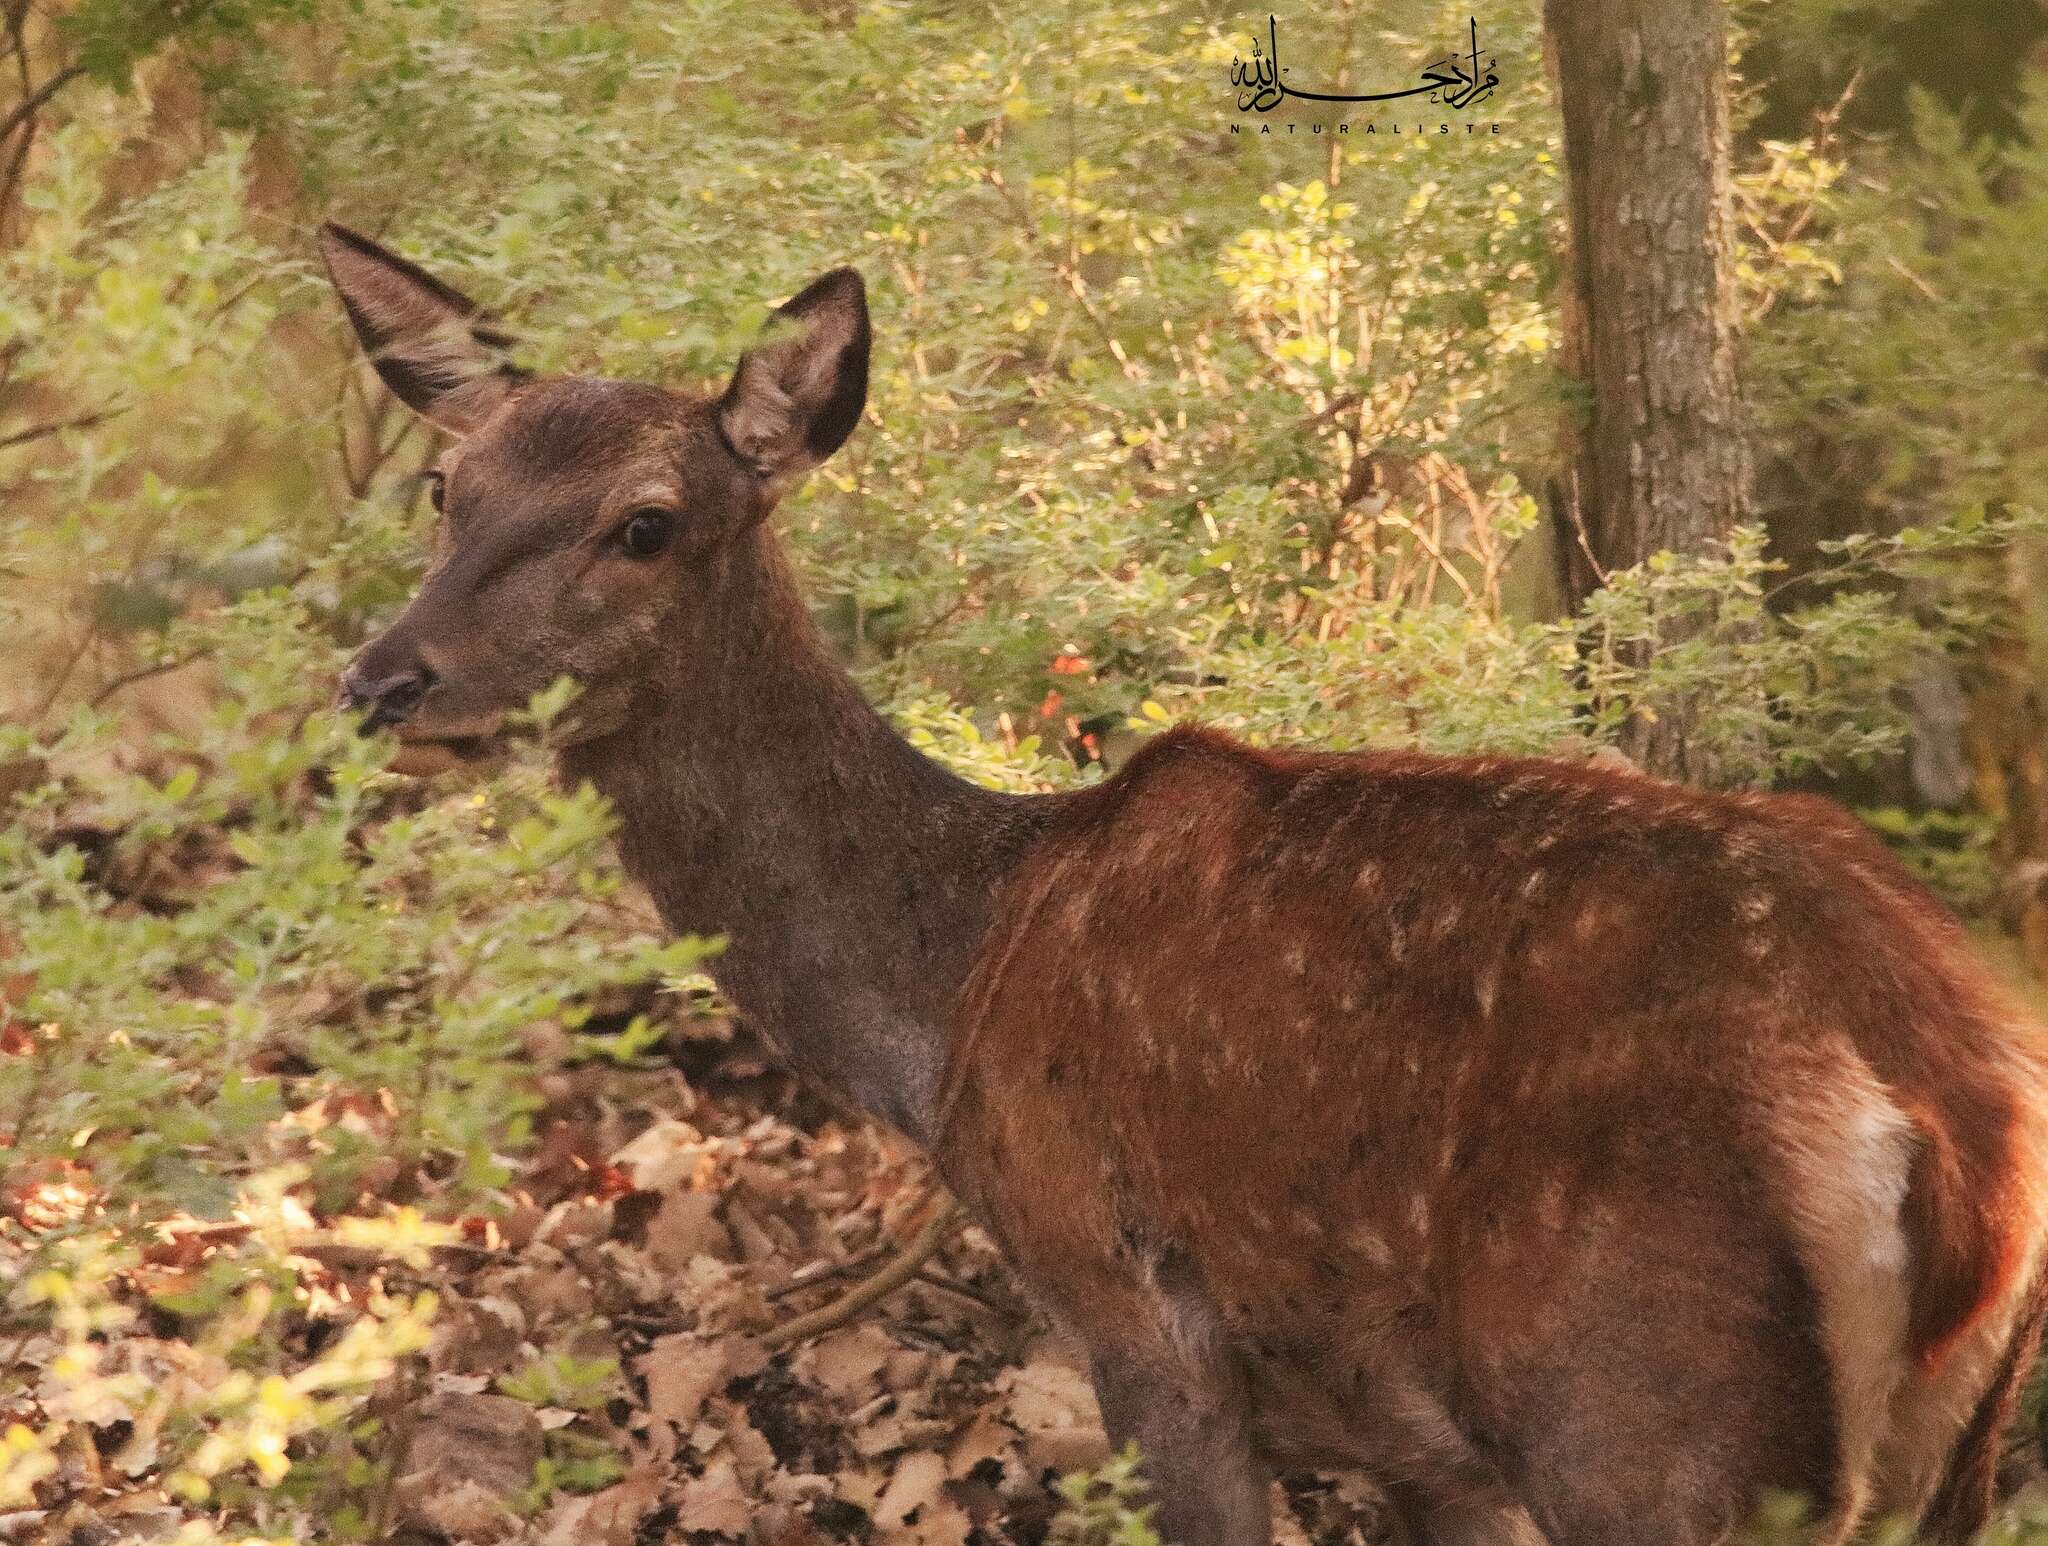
[1087,1338,1270,1546]
[1381,1479,1551,1546]
[1343,1363,1550,1546]
[1076,1250,1271,1546]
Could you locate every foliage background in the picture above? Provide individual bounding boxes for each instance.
[4,0,2048,1540]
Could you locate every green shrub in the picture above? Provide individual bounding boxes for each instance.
[1052,1447,1162,1546]
[1,596,717,1218]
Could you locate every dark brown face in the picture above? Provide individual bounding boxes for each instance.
[319,223,869,771]
[339,380,760,770]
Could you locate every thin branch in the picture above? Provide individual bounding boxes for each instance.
[89,649,212,709]
[0,5,40,229]
[0,405,124,452]
[29,616,98,722]
[762,1230,910,1302]
[0,61,83,148]
[1884,254,1940,305]
[981,167,1139,381]
[761,1196,958,1350]
[912,1265,1025,1324]
[1560,467,1609,590]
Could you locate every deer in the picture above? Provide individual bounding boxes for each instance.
[319,221,2048,1546]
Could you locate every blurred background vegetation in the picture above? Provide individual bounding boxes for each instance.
[5,0,2048,1540]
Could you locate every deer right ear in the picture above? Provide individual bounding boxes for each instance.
[718,268,870,489]
[318,223,526,436]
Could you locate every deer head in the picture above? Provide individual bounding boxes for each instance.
[320,223,870,770]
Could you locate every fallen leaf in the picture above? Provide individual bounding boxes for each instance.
[872,1450,972,1546]
[534,1462,666,1546]
[705,1394,777,1480]
[431,1291,528,1375]
[643,1188,732,1275]
[874,1450,946,1527]
[794,1323,893,1400]
[675,1455,752,1537]
[637,1332,730,1434]
[945,1410,1013,1476]
[996,1356,1107,1474]
[613,1117,708,1194]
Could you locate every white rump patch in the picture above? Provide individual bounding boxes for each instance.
[1765,1050,1915,1540]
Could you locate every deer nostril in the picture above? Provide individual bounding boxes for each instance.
[382,668,431,715]
[345,663,437,732]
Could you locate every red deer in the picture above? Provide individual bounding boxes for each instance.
[320,223,2048,1546]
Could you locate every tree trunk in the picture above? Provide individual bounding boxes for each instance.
[1545,0,1749,780]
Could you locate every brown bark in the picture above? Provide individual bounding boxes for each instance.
[1545,0,1750,780]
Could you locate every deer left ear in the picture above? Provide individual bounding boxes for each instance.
[718,268,870,488]
[319,222,528,436]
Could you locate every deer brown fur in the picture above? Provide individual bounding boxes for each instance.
[320,224,2048,1546]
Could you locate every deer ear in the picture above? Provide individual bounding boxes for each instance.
[718,268,870,487]
[318,222,527,436]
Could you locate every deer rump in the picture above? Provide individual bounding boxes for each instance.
[936,725,2048,1544]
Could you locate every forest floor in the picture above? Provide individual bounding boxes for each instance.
[2,998,1391,1546]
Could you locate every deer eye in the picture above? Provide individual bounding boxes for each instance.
[423,470,446,512]
[620,507,676,559]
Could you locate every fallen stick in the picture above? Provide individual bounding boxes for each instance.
[762,1195,959,1350]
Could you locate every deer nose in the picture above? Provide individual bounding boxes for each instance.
[340,660,436,732]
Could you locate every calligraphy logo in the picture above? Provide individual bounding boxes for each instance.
[1231,15,1500,115]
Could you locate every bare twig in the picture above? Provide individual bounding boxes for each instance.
[763,1240,891,1303]
[1560,468,1609,589]
[1884,255,1941,305]
[981,167,1140,381]
[365,1371,425,1544]
[29,617,99,723]
[912,1265,1025,1324]
[0,62,82,148]
[761,1196,958,1350]
[0,405,124,452]
[88,649,212,709]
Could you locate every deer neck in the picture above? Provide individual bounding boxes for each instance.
[559,525,1048,1146]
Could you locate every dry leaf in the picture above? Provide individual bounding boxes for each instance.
[431,1291,528,1375]
[997,1357,1107,1474]
[945,1410,1013,1476]
[644,1188,733,1274]
[872,1450,972,1546]
[794,1323,893,1399]
[613,1117,709,1193]
[680,1255,771,1332]
[874,1450,946,1527]
[533,1463,667,1546]
[705,1394,777,1480]
[675,1455,753,1537]
[881,1346,934,1392]
[637,1332,730,1434]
